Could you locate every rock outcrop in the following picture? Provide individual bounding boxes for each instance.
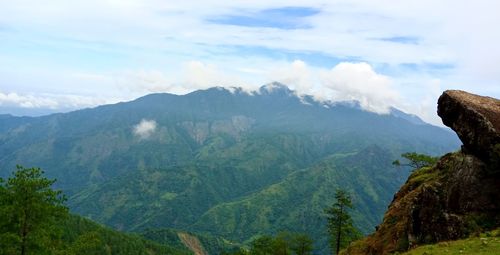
[438,90,500,171]
[343,90,500,254]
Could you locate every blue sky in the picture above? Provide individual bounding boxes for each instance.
[207,7,320,29]
[0,0,499,125]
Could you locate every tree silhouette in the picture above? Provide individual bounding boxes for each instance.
[325,189,361,254]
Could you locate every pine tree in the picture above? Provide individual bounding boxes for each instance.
[325,189,361,255]
[392,152,438,170]
[0,165,68,255]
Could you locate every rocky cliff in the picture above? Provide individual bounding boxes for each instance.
[344,90,500,254]
[438,90,500,172]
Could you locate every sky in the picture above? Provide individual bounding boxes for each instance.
[0,0,499,125]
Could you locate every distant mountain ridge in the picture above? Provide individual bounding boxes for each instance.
[2,82,428,126]
[0,83,460,254]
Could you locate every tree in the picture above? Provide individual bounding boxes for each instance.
[290,234,313,255]
[250,235,276,255]
[67,232,108,255]
[325,189,361,255]
[246,232,313,255]
[0,165,68,255]
[392,152,439,170]
[274,232,292,255]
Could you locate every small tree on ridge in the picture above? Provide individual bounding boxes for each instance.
[392,152,439,170]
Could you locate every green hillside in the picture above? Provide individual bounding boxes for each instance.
[0,86,459,195]
[69,145,405,254]
[0,85,461,253]
[62,216,240,255]
[69,134,317,231]
[60,215,191,255]
[142,228,240,255]
[191,146,401,254]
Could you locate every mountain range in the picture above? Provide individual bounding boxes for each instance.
[0,83,460,253]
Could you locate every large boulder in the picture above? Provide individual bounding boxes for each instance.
[438,90,500,170]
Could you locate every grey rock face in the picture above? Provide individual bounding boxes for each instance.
[438,90,500,171]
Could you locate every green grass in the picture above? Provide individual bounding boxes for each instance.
[403,229,500,255]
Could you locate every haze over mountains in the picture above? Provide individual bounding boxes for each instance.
[0,83,460,253]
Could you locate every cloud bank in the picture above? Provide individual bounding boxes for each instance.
[0,91,118,110]
[0,91,58,109]
[0,60,428,123]
[1,1,499,126]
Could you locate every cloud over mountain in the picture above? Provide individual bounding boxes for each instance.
[320,62,399,114]
[133,119,157,139]
[1,1,499,125]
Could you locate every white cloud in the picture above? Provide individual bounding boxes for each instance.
[133,119,157,139]
[405,79,444,126]
[0,91,59,109]
[0,90,119,110]
[271,60,314,93]
[118,60,257,95]
[119,69,176,94]
[319,62,399,114]
[265,61,400,114]
[0,0,499,125]
[2,0,497,69]
[183,60,241,89]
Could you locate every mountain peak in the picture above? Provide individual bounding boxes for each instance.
[389,107,426,125]
[259,82,294,95]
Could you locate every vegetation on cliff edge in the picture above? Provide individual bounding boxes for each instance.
[402,229,500,255]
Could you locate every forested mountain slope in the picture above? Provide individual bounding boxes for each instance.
[60,214,192,255]
[0,83,461,253]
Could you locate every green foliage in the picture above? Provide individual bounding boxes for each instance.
[325,189,362,254]
[141,228,239,255]
[231,232,313,255]
[179,146,402,254]
[65,231,108,255]
[0,165,68,255]
[250,235,277,255]
[0,166,189,255]
[58,215,191,255]
[402,229,500,255]
[290,234,314,255]
[463,213,499,236]
[141,228,188,251]
[392,152,439,170]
